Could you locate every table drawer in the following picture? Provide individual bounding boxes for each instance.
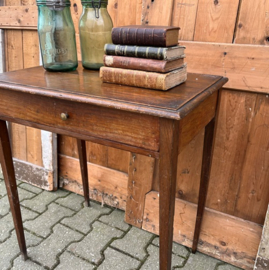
[0,89,160,151]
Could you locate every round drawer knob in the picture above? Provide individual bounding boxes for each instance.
[60,113,69,121]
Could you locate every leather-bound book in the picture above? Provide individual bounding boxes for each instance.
[111,25,180,47]
[104,44,185,60]
[100,64,187,91]
[103,55,185,73]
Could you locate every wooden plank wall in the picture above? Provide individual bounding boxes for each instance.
[1,0,269,268]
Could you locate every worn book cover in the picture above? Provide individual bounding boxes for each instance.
[104,44,185,60]
[103,55,185,73]
[111,25,180,47]
[100,64,187,91]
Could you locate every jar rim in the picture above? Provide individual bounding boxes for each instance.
[81,0,108,5]
[36,0,71,7]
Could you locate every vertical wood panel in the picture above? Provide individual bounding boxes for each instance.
[141,0,174,26]
[207,90,256,215]
[194,0,240,42]
[108,0,142,27]
[235,94,269,224]
[176,128,204,203]
[234,0,269,45]
[172,0,199,41]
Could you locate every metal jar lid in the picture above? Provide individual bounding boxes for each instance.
[80,0,108,5]
[36,0,71,9]
[81,0,108,18]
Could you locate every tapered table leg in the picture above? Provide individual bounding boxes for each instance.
[159,118,180,270]
[192,118,216,253]
[0,120,27,260]
[77,139,90,207]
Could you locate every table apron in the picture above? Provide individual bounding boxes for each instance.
[0,89,160,153]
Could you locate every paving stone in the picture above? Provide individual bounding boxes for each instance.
[19,183,43,194]
[0,230,42,270]
[61,202,110,234]
[28,223,83,269]
[140,244,185,270]
[99,209,130,231]
[152,237,190,258]
[0,195,10,216]
[217,264,243,270]
[21,189,69,213]
[55,251,94,270]
[56,192,84,211]
[182,252,221,269]
[98,247,140,270]
[11,256,46,270]
[18,187,37,201]
[0,180,6,197]
[111,226,153,260]
[0,207,38,241]
[24,203,74,238]
[68,221,123,264]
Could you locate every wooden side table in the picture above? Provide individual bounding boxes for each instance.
[0,66,227,269]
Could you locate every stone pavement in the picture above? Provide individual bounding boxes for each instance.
[0,177,243,270]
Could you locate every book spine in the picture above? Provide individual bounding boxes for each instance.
[112,27,167,47]
[103,55,167,72]
[100,67,166,90]
[104,44,166,60]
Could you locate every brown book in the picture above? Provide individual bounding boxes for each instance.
[111,25,180,47]
[100,64,187,91]
[103,55,185,73]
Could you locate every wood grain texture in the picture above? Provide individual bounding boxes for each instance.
[234,93,269,224]
[143,191,262,270]
[141,0,174,26]
[108,0,142,27]
[234,0,269,45]
[125,153,154,228]
[182,41,269,93]
[59,154,128,209]
[207,90,269,225]
[0,6,37,29]
[194,0,240,43]
[172,0,199,41]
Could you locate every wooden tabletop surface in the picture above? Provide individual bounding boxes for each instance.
[0,64,227,119]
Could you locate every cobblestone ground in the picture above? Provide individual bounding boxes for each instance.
[0,177,243,270]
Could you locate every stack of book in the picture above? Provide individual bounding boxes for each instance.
[99,25,187,91]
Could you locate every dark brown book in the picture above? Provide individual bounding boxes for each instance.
[104,44,185,60]
[100,64,187,91]
[103,55,185,73]
[111,25,180,47]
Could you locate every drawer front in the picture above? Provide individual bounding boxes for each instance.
[0,89,160,151]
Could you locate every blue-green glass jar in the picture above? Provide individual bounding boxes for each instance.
[79,0,113,69]
[36,0,78,71]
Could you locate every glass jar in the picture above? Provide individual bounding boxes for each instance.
[36,0,78,71]
[79,0,113,69]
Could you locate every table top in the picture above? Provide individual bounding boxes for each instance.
[0,64,227,119]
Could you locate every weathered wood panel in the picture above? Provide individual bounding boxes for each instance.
[59,154,128,209]
[194,0,240,42]
[143,191,262,270]
[235,0,269,45]
[182,41,269,93]
[172,0,199,41]
[0,6,37,29]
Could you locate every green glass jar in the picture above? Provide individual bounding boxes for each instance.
[79,0,113,69]
[36,0,78,71]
